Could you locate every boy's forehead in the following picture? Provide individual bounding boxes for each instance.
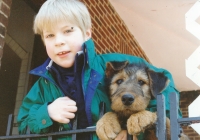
[42,20,76,32]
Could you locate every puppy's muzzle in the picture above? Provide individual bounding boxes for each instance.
[122,94,134,106]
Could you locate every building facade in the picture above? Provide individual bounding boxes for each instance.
[0,0,199,139]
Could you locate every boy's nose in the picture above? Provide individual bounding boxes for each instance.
[55,35,65,47]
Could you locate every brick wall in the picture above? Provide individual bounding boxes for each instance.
[82,0,150,62]
[180,90,200,140]
[0,0,12,69]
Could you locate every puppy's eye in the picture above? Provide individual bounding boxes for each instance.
[116,79,123,85]
[138,80,145,86]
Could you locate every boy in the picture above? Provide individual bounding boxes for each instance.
[17,0,182,140]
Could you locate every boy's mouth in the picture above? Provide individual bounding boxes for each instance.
[58,51,69,55]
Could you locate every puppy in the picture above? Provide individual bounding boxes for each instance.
[96,61,189,140]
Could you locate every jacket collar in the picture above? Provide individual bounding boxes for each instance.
[29,58,51,77]
[82,38,96,67]
[29,38,96,76]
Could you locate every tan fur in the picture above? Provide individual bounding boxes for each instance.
[96,112,121,140]
[96,61,189,140]
[127,111,157,135]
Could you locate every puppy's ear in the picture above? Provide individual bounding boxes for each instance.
[147,69,169,98]
[106,61,129,78]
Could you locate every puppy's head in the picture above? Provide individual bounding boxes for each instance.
[105,61,169,118]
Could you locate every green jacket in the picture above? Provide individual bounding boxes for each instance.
[17,39,182,139]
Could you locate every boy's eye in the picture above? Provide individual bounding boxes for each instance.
[65,29,73,33]
[46,34,54,38]
[65,27,74,33]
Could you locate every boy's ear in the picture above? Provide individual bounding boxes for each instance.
[85,28,92,41]
[147,69,169,98]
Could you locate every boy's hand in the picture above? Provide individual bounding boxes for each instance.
[47,97,77,123]
[114,130,127,140]
[115,130,138,140]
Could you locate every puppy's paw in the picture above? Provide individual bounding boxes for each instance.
[127,110,157,135]
[96,112,121,140]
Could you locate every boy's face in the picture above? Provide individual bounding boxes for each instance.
[43,21,91,68]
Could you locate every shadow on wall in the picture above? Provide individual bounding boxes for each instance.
[0,45,21,135]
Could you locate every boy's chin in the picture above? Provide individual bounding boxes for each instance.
[57,62,74,68]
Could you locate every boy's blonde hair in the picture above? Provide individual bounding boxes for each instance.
[33,0,91,37]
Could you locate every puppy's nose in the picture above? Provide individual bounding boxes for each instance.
[121,94,134,106]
